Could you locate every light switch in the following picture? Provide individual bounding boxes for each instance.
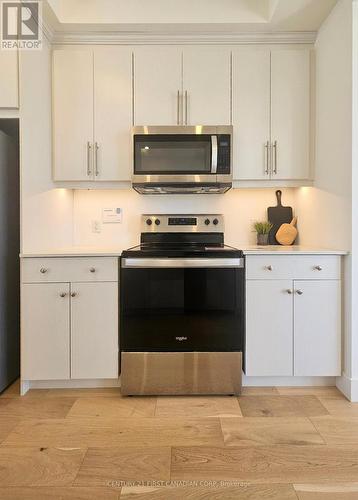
[102,207,122,223]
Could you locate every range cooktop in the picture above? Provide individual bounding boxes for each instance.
[121,214,243,259]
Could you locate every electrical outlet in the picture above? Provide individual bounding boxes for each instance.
[92,220,101,233]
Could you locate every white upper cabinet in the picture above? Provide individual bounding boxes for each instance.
[94,48,132,181]
[53,48,132,182]
[182,47,231,125]
[53,50,93,181]
[232,47,311,182]
[232,48,270,180]
[134,46,182,125]
[271,49,311,180]
[0,50,18,108]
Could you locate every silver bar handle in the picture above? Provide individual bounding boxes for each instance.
[272,140,278,174]
[122,258,244,269]
[185,90,188,125]
[95,142,99,176]
[87,141,92,176]
[177,90,180,125]
[264,141,269,175]
[211,135,218,174]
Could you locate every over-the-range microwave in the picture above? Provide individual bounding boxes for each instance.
[132,126,233,194]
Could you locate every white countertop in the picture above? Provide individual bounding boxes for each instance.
[20,245,348,258]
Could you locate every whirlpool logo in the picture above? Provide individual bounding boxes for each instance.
[175,336,188,342]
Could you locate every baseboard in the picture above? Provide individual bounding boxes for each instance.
[21,378,120,394]
[336,373,358,401]
[243,376,336,387]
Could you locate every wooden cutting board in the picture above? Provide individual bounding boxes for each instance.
[276,217,298,245]
[267,190,293,245]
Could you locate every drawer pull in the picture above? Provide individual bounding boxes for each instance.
[71,292,77,297]
[296,289,303,295]
[40,268,48,274]
[265,265,273,271]
[286,289,293,294]
[89,267,96,273]
[314,265,323,271]
[60,292,67,298]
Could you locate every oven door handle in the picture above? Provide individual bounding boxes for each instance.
[121,258,244,268]
[211,135,218,174]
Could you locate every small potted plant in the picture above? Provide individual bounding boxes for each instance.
[253,221,273,246]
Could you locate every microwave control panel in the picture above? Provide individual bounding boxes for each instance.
[217,135,231,174]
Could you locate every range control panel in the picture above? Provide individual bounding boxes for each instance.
[141,214,224,233]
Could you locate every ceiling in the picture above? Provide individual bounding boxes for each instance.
[45,0,337,31]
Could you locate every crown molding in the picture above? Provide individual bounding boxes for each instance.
[50,30,317,46]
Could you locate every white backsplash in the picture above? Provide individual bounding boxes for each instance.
[73,188,297,249]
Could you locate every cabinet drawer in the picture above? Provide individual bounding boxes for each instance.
[22,257,118,283]
[246,256,295,280]
[294,256,341,280]
[246,255,341,280]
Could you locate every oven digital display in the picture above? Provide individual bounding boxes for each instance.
[168,217,197,226]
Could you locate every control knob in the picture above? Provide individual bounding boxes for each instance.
[204,219,210,226]
[146,218,152,226]
[213,218,219,226]
[155,219,161,226]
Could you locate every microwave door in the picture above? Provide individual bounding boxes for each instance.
[211,135,218,174]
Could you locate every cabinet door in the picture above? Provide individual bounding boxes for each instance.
[0,50,18,108]
[94,48,132,181]
[246,280,293,376]
[183,47,231,125]
[53,50,94,181]
[22,283,70,380]
[71,282,118,379]
[294,280,341,376]
[271,49,310,180]
[134,46,182,125]
[232,49,270,180]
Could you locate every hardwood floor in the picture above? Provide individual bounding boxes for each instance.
[0,381,357,499]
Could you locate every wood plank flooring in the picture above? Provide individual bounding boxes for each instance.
[0,381,357,499]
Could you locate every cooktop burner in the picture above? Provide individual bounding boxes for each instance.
[121,214,243,259]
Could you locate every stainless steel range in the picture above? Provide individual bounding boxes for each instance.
[120,214,245,396]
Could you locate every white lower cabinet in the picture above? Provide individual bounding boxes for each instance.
[245,255,342,377]
[71,282,118,379]
[22,283,71,380]
[246,280,293,376]
[21,257,119,381]
[294,280,341,376]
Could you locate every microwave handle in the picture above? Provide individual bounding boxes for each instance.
[211,135,218,174]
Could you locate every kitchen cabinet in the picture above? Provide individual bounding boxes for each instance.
[71,282,118,379]
[294,280,341,376]
[232,48,311,181]
[246,280,293,376]
[133,46,231,126]
[134,46,182,126]
[182,47,231,125]
[232,48,270,180]
[22,283,70,380]
[245,255,341,377]
[271,49,310,180]
[0,50,18,108]
[21,257,119,381]
[53,48,132,182]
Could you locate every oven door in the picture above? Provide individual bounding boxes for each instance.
[120,258,245,353]
[133,133,217,180]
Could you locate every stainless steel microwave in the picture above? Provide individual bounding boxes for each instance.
[132,126,233,194]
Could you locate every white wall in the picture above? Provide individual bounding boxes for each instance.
[295,0,354,391]
[73,188,296,248]
[19,40,73,252]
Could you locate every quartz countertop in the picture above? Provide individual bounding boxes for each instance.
[20,245,348,258]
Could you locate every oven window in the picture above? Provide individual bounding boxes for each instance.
[121,267,244,352]
[134,135,212,174]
